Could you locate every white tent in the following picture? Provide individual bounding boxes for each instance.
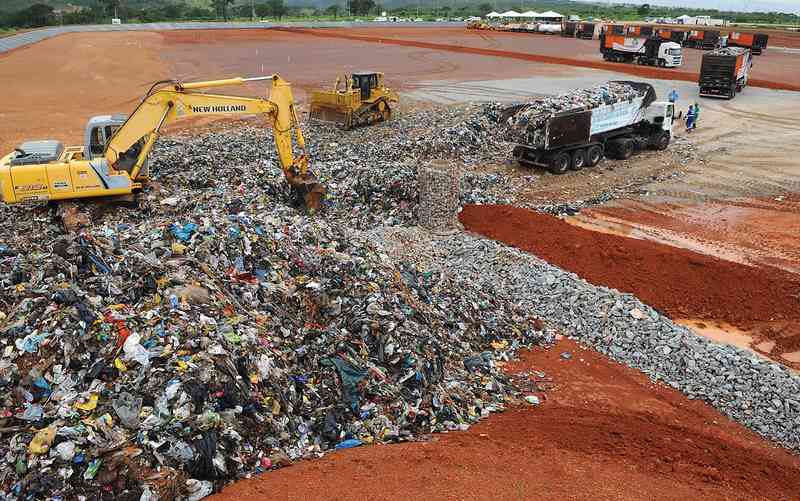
[486,11,501,18]
[520,11,540,18]
[535,11,563,19]
[499,10,522,18]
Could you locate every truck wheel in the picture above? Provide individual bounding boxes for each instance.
[658,59,666,67]
[617,139,634,160]
[586,145,603,166]
[571,149,587,170]
[653,131,671,151]
[548,152,571,174]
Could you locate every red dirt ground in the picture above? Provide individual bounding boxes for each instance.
[212,338,800,501]
[278,27,800,92]
[459,204,800,363]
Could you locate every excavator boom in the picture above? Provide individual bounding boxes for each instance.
[0,75,325,211]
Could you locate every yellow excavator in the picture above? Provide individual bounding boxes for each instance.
[309,72,399,129]
[0,75,325,210]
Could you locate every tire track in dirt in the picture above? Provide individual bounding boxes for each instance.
[276,27,800,93]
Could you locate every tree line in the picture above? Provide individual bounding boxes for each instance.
[1,0,797,29]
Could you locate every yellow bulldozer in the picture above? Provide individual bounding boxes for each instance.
[0,75,326,210]
[309,72,399,129]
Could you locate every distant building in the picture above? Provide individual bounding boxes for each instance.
[673,14,725,26]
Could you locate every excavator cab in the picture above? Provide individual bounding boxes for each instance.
[85,115,146,174]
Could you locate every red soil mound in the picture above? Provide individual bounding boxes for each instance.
[211,339,800,501]
[459,204,800,327]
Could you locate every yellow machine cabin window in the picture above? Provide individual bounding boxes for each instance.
[90,128,105,156]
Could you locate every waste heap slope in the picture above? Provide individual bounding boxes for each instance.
[0,135,550,498]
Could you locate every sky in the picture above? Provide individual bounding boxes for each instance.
[599,0,800,14]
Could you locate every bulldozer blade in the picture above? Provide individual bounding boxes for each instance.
[309,104,352,127]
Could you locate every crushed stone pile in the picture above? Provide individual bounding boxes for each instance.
[371,227,800,453]
[0,147,550,499]
[503,82,648,147]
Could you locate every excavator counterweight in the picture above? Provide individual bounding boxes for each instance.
[0,75,326,211]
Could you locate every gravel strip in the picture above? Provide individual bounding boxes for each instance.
[370,226,800,450]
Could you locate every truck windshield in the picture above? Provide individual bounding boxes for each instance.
[669,49,682,56]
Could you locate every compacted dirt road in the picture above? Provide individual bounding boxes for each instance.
[212,339,800,501]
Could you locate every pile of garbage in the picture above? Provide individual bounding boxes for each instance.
[710,46,747,56]
[150,109,513,231]
[502,82,648,147]
[0,144,549,498]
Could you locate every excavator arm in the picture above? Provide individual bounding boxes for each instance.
[105,75,324,210]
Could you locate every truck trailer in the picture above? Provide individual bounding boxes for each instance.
[684,29,720,50]
[726,32,769,55]
[627,25,654,37]
[562,21,577,37]
[600,34,683,67]
[699,47,752,99]
[510,82,674,174]
[576,22,597,39]
[656,29,688,44]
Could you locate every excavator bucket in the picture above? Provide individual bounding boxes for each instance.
[285,170,326,212]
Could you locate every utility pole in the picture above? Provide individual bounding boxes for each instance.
[252,0,256,21]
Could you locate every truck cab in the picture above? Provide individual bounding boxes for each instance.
[656,41,683,67]
[644,101,675,134]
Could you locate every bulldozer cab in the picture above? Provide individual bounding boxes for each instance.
[351,72,382,101]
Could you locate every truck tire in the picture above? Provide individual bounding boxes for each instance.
[653,131,670,151]
[586,145,603,167]
[612,139,634,160]
[658,59,666,67]
[571,149,587,170]
[548,152,571,174]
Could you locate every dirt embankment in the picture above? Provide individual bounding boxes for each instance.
[459,204,800,364]
[211,338,800,501]
[0,31,168,154]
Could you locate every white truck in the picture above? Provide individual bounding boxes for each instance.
[511,82,675,174]
[600,34,683,68]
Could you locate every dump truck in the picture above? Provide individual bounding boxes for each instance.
[605,23,626,35]
[576,22,597,39]
[726,32,769,55]
[699,47,752,99]
[510,82,674,174]
[627,25,653,37]
[309,72,398,129]
[600,34,683,67]
[562,21,577,37]
[684,29,720,50]
[656,29,688,44]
